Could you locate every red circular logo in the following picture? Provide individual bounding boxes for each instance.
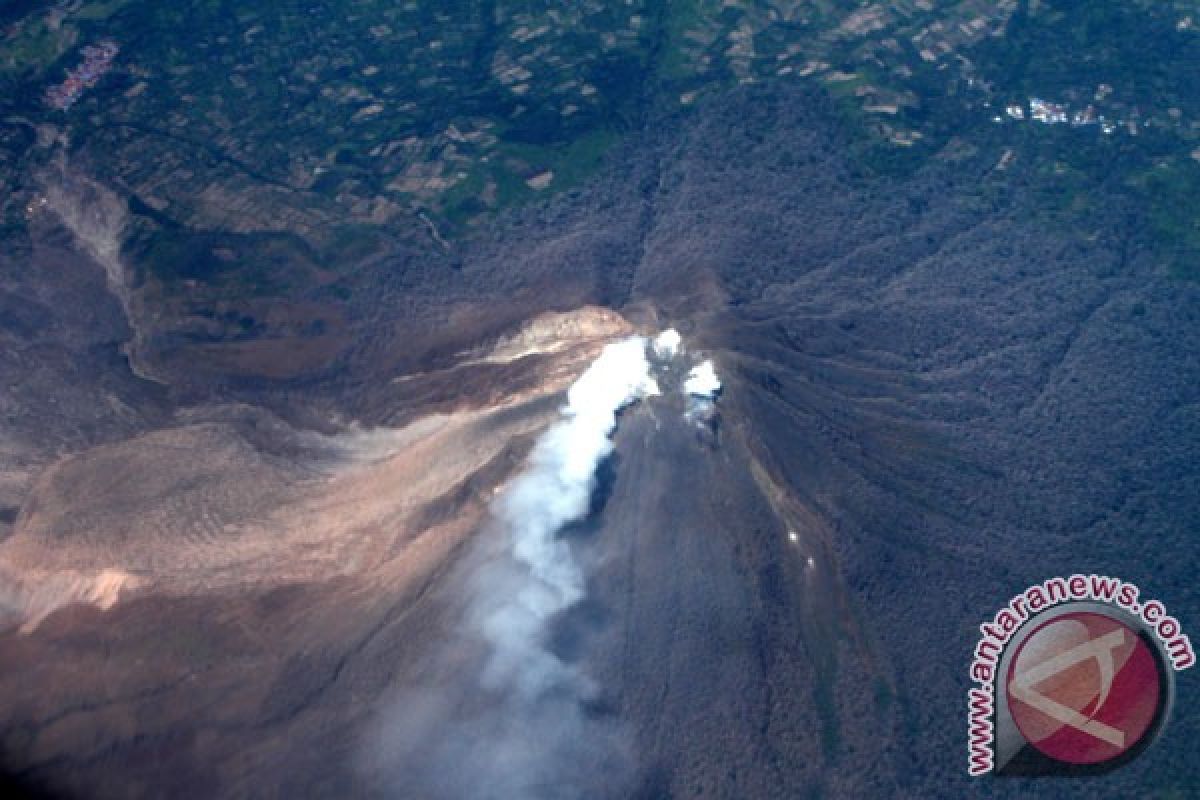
[1006,611,1163,765]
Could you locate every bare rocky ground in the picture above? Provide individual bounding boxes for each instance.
[1,85,1198,798]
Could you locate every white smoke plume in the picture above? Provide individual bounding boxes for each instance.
[649,328,721,423]
[683,359,721,426]
[651,328,681,359]
[479,337,658,695]
[367,337,659,799]
[683,360,721,398]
